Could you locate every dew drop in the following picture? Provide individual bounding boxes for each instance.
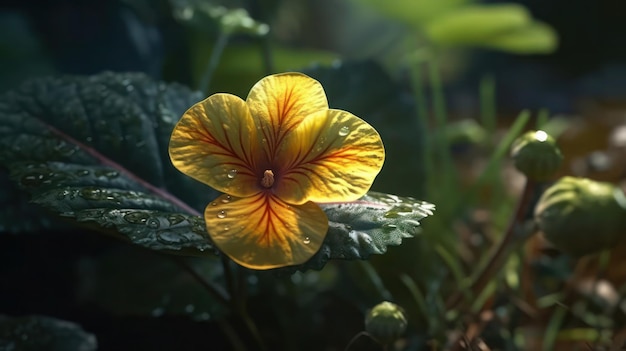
[21,173,44,186]
[217,210,227,219]
[56,189,71,200]
[227,169,237,179]
[210,202,217,206]
[157,232,183,244]
[147,218,160,229]
[338,126,350,136]
[223,226,230,231]
[221,195,232,203]
[124,211,149,224]
[303,236,311,244]
[168,215,186,226]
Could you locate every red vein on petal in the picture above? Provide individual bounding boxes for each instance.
[194,123,254,173]
[249,193,291,248]
[46,125,202,216]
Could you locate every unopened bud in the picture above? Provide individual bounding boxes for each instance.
[534,176,626,256]
[364,301,407,345]
[511,130,563,181]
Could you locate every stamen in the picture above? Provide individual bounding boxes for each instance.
[261,170,274,188]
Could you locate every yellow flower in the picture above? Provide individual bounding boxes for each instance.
[169,72,385,269]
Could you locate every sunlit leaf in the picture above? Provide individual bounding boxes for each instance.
[422,3,558,54]
[353,0,473,27]
[478,21,558,54]
[0,315,97,351]
[291,192,435,272]
[424,3,531,45]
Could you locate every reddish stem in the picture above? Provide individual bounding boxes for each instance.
[446,179,538,310]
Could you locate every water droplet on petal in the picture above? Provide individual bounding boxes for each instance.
[303,237,311,244]
[223,226,230,231]
[210,202,217,206]
[227,169,237,179]
[338,126,350,136]
[217,210,227,219]
[221,195,232,203]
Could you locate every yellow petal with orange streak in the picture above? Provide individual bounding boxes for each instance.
[169,93,267,197]
[246,72,328,156]
[205,193,328,270]
[274,109,385,204]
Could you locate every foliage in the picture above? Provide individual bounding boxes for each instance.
[2,1,625,350]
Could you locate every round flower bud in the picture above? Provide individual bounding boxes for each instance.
[534,176,626,256]
[510,130,563,181]
[364,301,408,345]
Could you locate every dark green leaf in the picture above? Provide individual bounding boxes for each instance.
[0,315,97,351]
[0,72,218,255]
[76,246,226,320]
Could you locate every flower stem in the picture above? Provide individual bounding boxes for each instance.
[175,257,229,306]
[199,31,229,95]
[446,179,538,310]
[344,331,375,351]
[221,257,268,351]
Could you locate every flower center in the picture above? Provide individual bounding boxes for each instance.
[261,169,275,188]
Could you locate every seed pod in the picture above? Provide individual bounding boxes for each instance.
[534,176,626,256]
[364,301,408,345]
[511,130,563,181]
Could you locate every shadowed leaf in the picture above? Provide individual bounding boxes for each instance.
[0,315,97,351]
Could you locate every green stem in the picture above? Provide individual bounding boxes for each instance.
[427,57,453,184]
[238,304,268,351]
[222,257,267,351]
[260,36,275,75]
[175,257,230,307]
[479,74,497,137]
[409,58,434,192]
[344,331,375,351]
[222,255,236,299]
[199,31,230,95]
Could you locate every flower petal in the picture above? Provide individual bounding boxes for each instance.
[274,109,385,204]
[169,93,266,197]
[205,193,328,269]
[246,73,328,156]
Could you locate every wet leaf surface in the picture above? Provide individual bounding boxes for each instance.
[291,191,435,272]
[0,72,218,256]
